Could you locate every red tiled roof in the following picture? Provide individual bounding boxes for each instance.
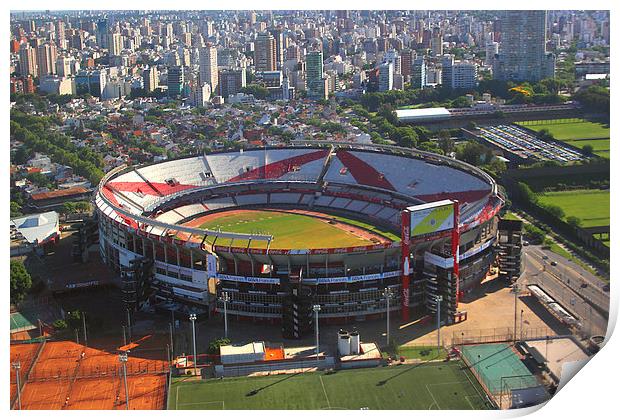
[30,186,90,201]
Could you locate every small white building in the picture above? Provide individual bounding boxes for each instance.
[220,342,266,365]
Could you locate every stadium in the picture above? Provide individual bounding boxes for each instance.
[95,143,503,334]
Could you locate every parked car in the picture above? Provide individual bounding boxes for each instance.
[550,261,558,266]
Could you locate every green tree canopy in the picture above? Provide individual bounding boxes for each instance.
[10,260,32,304]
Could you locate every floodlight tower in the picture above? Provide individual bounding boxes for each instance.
[313,305,321,361]
[189,313,198,376]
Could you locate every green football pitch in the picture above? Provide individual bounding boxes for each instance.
[198,209,399,249]
[537,189,610,228]
[168,362,494,410]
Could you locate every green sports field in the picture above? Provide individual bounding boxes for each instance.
[168,362,493,410]
[537,189,610,228]
[516,120,610,159]
[197,209,399,249]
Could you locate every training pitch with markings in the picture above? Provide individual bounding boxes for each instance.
[169,362,493,410]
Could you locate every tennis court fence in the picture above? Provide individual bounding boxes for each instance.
[28,360,170,382]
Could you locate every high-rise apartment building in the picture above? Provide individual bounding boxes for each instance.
[441,54,454,87]
[96,19,109,49]
[18,43,37,77]
[450,61,478,89]
[305,50,324,100]
[255,32,277,71]
[442,55,478,89]
[411,57,426,89]
[142,66,159,92]
[383,50,401,75]
[37,43,57,78]
[56,56,72,77]
[378,62,394,92]
[401,49,415,78]
[167,66,185,98]
[108,32,123,56]
[75,69,106,97]
[493,10,555,82]
[199,45,218,94]
[56,20,66,49]
[218,68,246,99]
[268,28,285,66]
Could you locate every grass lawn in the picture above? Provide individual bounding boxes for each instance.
[546,243,573,260]
[537,189,610,228]
[200,209,396,249]
[168,362,492,410]
[562,138,610,159]
[501,211,521,221]
[381,345,448,361]
[516,120,610,140]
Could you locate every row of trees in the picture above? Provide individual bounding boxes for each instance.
[355,78,569,113]
[574,85,610,116]
[515,182,582,228]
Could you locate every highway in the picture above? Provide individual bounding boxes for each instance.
[522,245,609,337]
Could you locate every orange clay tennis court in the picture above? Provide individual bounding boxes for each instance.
[11,337,169,410]
[10,342,41,403]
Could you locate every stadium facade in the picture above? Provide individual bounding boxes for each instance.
[95,144,503,332]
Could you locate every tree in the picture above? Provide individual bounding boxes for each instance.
[208,337,231,354]
[27,172,53,189]
[438,130,454,154]
[456,141,493,166]
[582,144,594,156]
[567,216,582,228]
[240,84,269,100]
[10,260,32,304]
[516,182,539,205]
[53,319,68,330]
[523,224,546,244]
[66,310,83,331]
[10,201,22,217]
[543,204,565,220]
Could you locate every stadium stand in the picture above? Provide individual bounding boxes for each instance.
[235,194,269,206]
[270,193,302,204]
[155,209,185,224]
[175,203,210,219]
[203,197,236,211]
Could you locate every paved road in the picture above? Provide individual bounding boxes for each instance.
[524,245,609,313]
[522,247,609,337]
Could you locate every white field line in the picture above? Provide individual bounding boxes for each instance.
[426,384,441,410]
[319,375,331,409]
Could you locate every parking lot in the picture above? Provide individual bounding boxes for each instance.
[478,125,585,163]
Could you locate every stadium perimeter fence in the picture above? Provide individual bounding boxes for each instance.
[450,327,557,346]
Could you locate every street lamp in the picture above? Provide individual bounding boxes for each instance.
[520,309,524,341]
[512,283,520,344]
[189,314,198,376]
[383,288,394,347]
[119,352,129,410]
[220,292,231,339]
[82,312,88,347]
[12,361,21,410]
[313,305,321,362]
[436,295,443,357]
[126,309,132,343]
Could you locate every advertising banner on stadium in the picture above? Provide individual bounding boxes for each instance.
[206,254,217,277]
[407,200,455,238]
